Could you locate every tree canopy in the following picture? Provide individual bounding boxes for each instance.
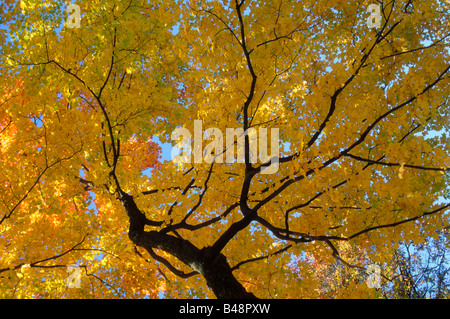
[0,0,449,299]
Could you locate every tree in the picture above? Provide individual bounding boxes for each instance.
[382,228,450,299]
[0,0,449,299]
[290,229,450,299]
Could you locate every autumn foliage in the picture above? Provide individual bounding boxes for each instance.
[1,0,449,299]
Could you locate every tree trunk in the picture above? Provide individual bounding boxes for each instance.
[120,192,256,299]
[200,250,257,299]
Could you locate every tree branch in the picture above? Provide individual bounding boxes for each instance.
[344,153,450,172]
[134,246,198,279]
[348,203,450,240]
[231,244,292,271]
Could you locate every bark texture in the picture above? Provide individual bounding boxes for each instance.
[120,191,257,299]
